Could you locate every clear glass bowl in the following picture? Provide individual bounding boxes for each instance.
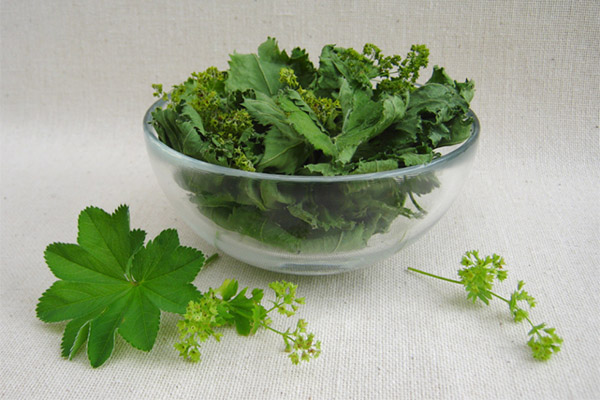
[143,99,479,275]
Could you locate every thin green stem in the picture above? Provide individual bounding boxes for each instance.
[407,267,462,284]
[261,323,296,343]
[265,305,278,314]
[490,291,510,304]
[262,323,285,336]
[490,293,538,336]
[204,253,219,267]
[408,268,514,305]
[524,315,540,336]
[265,300,284,314]
[408,192,427,214]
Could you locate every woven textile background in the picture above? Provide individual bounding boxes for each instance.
[1,1,598,399]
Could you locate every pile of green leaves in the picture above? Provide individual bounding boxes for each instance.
[150,38,475,252]
[36,205,319,367]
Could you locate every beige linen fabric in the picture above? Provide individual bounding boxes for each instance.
[1,1,598,398]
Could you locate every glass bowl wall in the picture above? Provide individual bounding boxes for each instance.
[143,99,479,275]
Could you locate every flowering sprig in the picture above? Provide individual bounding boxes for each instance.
[409,251,563,361]
[175,280,321,365]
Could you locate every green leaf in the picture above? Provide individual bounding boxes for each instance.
[226,38,287,96]
[397,151,434,167]
[259,127,307,174]
[352,159,398,174]
[287,47,317,88]
[142,281,201,315]
[36,205,207,367]
[316,44,379,93]
[151,105,213,161]
[244,93,310,174]
[218,279,239,301]
[175,107,208,156]
[225,206,303,252]
[87,291,133,368]
[77,206,133,277]
[118,286,161,351]
[335,82,406,163]
[427,65,475,103]
[61,313,97,359]
[233,314,252,336]
[259,180,296,208]
[405,83,469,126]
[278,90,337,157]
[45,243,127,284]
[131,229,194,282]
[303,163,349,176]
[36,281,130,322]
[151,107,183,152]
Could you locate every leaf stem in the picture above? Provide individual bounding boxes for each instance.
[407,267,462,284]
[265,304,280,314]
[409,267,512,305]
[204,253,219,267]
[262,323,288,338]
[490,291,510,304]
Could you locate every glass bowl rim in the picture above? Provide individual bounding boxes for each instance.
[143,98,480,183]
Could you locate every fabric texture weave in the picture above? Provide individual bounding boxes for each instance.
[1,1,598,399]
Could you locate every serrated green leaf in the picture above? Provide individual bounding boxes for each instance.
[228,290,256,336]
[118,286,160,351]
[234,179,267,211]
[352,159,398,174]
[218,279,239,301]
[44,243,126,284]
[336,84,405,163]
[87,291,133,368]
[151,107,183,151]
[226,37,287,96]
[288,47,317,88]
[258,127,307,174]
[77,206,133,275]
[316,44,379,93]
[142,281,201,314]
[233,314,252,336]
[61,314,96,359]
[278,90,337,157]
[36,205,207,368]
[427,65,475,103]
[244,93,309,174]
[176,105,209,156]
[129,229,179,281]
[131,229,205,283]
[303,163,349,176]
[259,180,295,208]
[129,228,147,256]
[36,280,130,322]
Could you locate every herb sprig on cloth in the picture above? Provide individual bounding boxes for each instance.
[175,280,321,365]
[409,251,563,361]
[36,205,319,367]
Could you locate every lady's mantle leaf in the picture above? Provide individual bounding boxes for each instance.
[336,82,406,163]
[61,312,98,359]
[77,205,139,275]
[226,37,288,96]
[36,205,206,368]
